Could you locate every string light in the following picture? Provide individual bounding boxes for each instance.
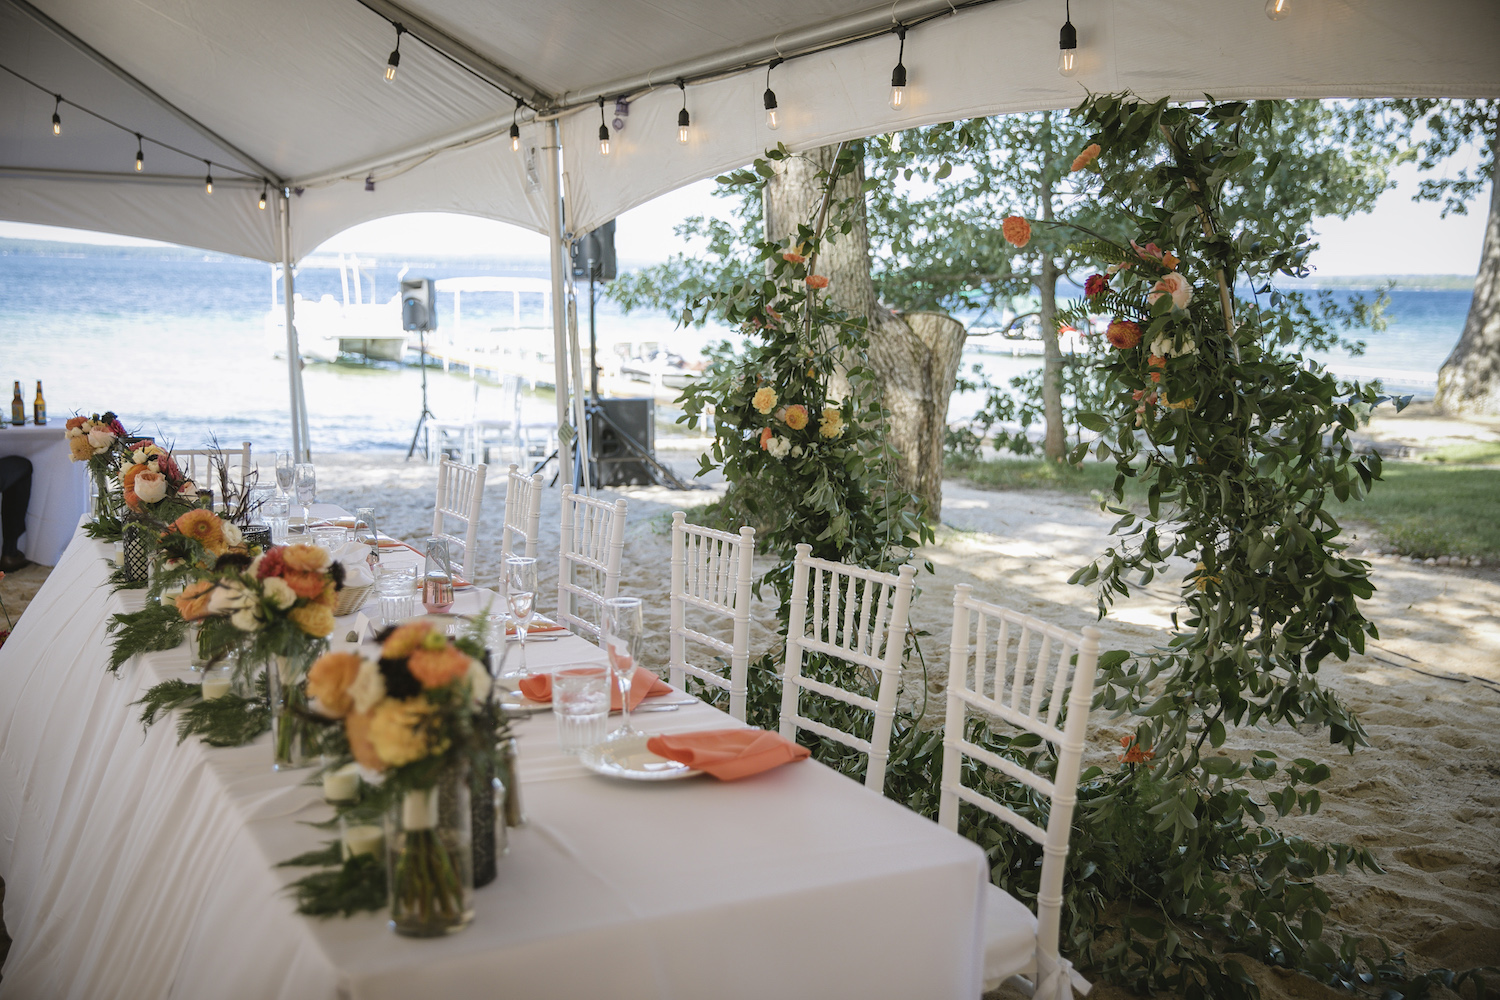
[764,58,783,131]
[134,133,143,171]
[1265,0,1289,18]
[598,96,611,155]
[676,78,690,144]
[510,100,521,152]
[889,26,907,110]
[1058,0,1078,77]
[51,94,61,135]
[204,161,213,194]
[385,23,404,82]
[258,184,267,210]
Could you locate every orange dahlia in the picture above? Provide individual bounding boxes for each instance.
[1002,216,1031,248]
[1105,320,1142,350]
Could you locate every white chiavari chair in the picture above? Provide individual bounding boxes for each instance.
[556,486,627,642]
[500,463,542,561]
[169,442,252,491]
[431,458,487,582]
[669,512,756,721]
[779,543,917,793]
[939,584,1100,999]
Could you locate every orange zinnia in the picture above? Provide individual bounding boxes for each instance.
[407,644,471,689]
[1002,216,1031,248]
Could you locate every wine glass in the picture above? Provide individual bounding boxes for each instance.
[354,507,380,567]
[293,462,316,527]
[602,597,644,741]
[275,451,294,495]
[504,556,538,679]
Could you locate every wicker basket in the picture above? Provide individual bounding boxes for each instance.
[334,582,375,618]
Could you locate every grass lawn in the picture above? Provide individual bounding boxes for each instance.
[944,457,1500,561]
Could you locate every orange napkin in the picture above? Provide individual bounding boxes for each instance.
[519,668,671,712]
[646,729,810,781]
[506,622,568,635]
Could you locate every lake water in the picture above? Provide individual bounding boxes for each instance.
[0,242,1472,452]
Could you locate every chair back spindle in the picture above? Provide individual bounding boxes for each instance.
[668,511,756,721]
[556,486,628,643]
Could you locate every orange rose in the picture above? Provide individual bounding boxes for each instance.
[804,274,829,289]
[289,603,335,638]
[345,710,385,771]
[1002,216,1031,248]
[759,427,774,450]
[407,644,471,689]
[66,416,88,431]
[282,569,327,600]
[307,651,364,717]
[175,580,215,621]
[281,543,330,573]
[782,251,807,263]
[381,622,434,660]
[1070,143,1101,172]
[121,463,148,493]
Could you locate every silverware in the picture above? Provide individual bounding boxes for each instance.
[631,703,682,713]
[506,634,561,642]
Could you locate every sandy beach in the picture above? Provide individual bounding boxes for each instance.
[2,437,1495,995]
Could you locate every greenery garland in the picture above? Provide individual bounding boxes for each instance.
[107,602,188,672]
[135,674,270,747]
[277,843,388,917]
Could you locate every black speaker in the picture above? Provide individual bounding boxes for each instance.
[400,278,437,331]
[588,397,653,487]
[570,220,617,282]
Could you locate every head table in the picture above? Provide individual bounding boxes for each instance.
[0,504,990,999]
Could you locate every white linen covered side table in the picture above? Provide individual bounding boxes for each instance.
[0,423,88,565]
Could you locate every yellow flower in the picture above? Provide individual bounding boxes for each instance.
[783,404,809,430]
[281,543,330,573]
[368,697,444,767]
[172,509,227,555]
[819,408,845,439]
[382,622,434,659]
[752,387,778,414]
[289,603,335,637]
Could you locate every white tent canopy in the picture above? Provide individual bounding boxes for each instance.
[4,0,1498,461]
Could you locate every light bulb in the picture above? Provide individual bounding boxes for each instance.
[1058,18,1079,78]
[891,131,902,152]
[385,56,398,81]
[135,151,143,171]
[205,176,213,194]
[1265,0,1289,18]
[890,85,905,110]
[677,106,691,145]
[677,125,689,144]
[1058,48,1078,76]
[597,98,611,156]
[764,88,780,130]
[52,113,61,135]
[258,190,267,210]
[510,124,520,152]
[889,63,907,111]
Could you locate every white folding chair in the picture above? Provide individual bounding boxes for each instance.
[500,463,542,562]
[431,458,487,582]
[669,512,756,721]
[170,442,252,491]
[939,585,1100,999]
[779,543,917,793]
[556,486,628,642]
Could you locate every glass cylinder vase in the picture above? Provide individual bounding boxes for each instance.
[386,762,474,937]
[267,649,321,770]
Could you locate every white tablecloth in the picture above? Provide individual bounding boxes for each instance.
[0,517,989,999]
[0,423,88,565]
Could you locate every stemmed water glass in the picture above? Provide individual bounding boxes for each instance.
[504,556,538,680]
[602,597,644,741]
[354,507,380,567]
[275,451,294,496]
[293,462,316,527]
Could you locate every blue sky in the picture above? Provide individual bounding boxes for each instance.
[1,155,1488,276]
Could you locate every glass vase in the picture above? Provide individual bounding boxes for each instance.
[267,650,321,770]
[386,762,474,937]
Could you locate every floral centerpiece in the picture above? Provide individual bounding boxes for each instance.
[65,412,128,517]
[120,440,197,515]
[177,542,344,768]
[306,621,495,936]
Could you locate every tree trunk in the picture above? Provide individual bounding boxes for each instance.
[764,144,967,518]
[1435,127,1500,417]
[1037,111,1067,462]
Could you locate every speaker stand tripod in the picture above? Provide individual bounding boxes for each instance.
[405,330,435,461]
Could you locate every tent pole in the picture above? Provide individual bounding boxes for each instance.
[278,192,310,462]
[545,119,573,488]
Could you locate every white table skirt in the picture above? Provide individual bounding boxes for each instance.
[0,424,88,565]
[0,522,989,999]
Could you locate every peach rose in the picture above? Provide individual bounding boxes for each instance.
[65,416,88,431]
[804,274,829,289]
[121,462,148,493]
[407,644,471,689]
[281,543,330,573]
[282,569,327,600]
[175,580,215,621]
[751,387,777,414]
[1148,272,1193,310]
[782,251,807,263]
[307,651,365,717]
[132,470,168,505]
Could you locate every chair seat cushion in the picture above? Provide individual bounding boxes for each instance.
[982,882,1038,990]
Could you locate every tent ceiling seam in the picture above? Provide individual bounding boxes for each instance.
[3,0,282,182]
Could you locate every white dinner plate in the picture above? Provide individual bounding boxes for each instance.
[579,735,701,781]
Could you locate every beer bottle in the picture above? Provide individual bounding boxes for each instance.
[33,380,46,425]
[10,382,23,426]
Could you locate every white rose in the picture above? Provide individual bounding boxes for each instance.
[349,658,387,715]
[131,448,148,464]
[222,522,244,547]
[67,426,84,439]
[1149,333,1200,359]
[230,606,263,632]
[262,576,297,610]
[132,471,168,504]
[178,480,197,497]
[87,428,115,450]
[207,579,254,615]
[766,435,791,459]
[790,444,804,457]
[465,658,492,706]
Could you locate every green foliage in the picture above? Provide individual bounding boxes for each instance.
[1333,464,1500,560]
[1386,100,1497,217]
[135,673,271,747]
[107,601,188,672]
[278,846,388,918]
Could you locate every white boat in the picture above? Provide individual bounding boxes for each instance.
[265,254,408,363]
